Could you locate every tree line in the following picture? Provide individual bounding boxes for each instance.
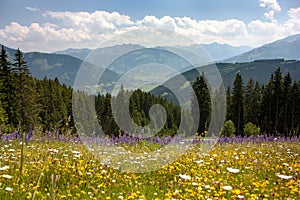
[180,67,300,138]
[72,87,182,137]
[225,68,300,137]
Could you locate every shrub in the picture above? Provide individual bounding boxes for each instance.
[221,120,236,137]
[244,122,260,137]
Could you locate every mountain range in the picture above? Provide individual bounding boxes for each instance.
[1,45,120,86]
[1,33,300,90]
[55,42,252,62]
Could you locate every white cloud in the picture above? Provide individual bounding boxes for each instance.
[259,0,281,21]
[25,6,40,12]
[264,10,275,20]
[0,8,299,52]
[43,10,133,31]
[197,19,247,36]
[259,0,281,12]
[285,7,300,31]
[0,21,98,52]
[137,15,177,30]
[135,16,248,45]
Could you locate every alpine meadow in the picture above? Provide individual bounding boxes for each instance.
[1,0,300,199]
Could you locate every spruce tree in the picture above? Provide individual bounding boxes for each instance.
[0,81,8,132]
[244,78,254,124]
[231,72,244,135]
[0,46,15,127]
[13,48,38,131]
[281,73,292,136]
[191,74,211,135]
[272,68,283,134]
[290,81,300,136]
[244,78,261,126]
[261,75,274,134]
[226,86,232,121]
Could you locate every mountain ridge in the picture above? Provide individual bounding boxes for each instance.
[1,33,300,90]
[150,59,300,104]
[225,33,300,62]
[1,44,120,87]
[55,42,252,62]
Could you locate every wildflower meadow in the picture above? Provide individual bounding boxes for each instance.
[0,131,299,199]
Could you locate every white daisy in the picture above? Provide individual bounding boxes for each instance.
[179,174,191,180]
[226,167,240,173]
[0,166,9,171]
[2,174,12,179]
[223,185,233,190]
[277,174,293,180]
[5,187,13,192]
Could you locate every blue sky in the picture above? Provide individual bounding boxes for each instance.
[0,0,299,52]
[0,0,265,25]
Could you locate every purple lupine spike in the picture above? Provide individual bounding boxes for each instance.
[148,128,151,139]
[26,128,33,142]
[25,133,31,142]
[141,128,144,138]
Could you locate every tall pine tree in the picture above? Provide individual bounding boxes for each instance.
[281,73,292,136]
[231,72,244,135]
[191,74,211,135]
[272,68,283,134]
[244,78,261,126]
[0,46,15,128]
[13,49,39,131]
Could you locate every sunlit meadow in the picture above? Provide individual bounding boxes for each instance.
[0,132,299,199]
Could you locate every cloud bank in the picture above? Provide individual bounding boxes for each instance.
[0,6,300,52]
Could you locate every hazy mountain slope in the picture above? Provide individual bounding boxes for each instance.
[55,48,91,61]
[226,34,300,62]
[1,45,119,86]
[180,43,252,61]
[151,59,300,102]
[56,44,143,67]
[56,43,252,63]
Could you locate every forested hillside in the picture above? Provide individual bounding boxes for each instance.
[1,44,120,87]
[152,67,300,137]
[0,46,181,136]
[0,46,73,133]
